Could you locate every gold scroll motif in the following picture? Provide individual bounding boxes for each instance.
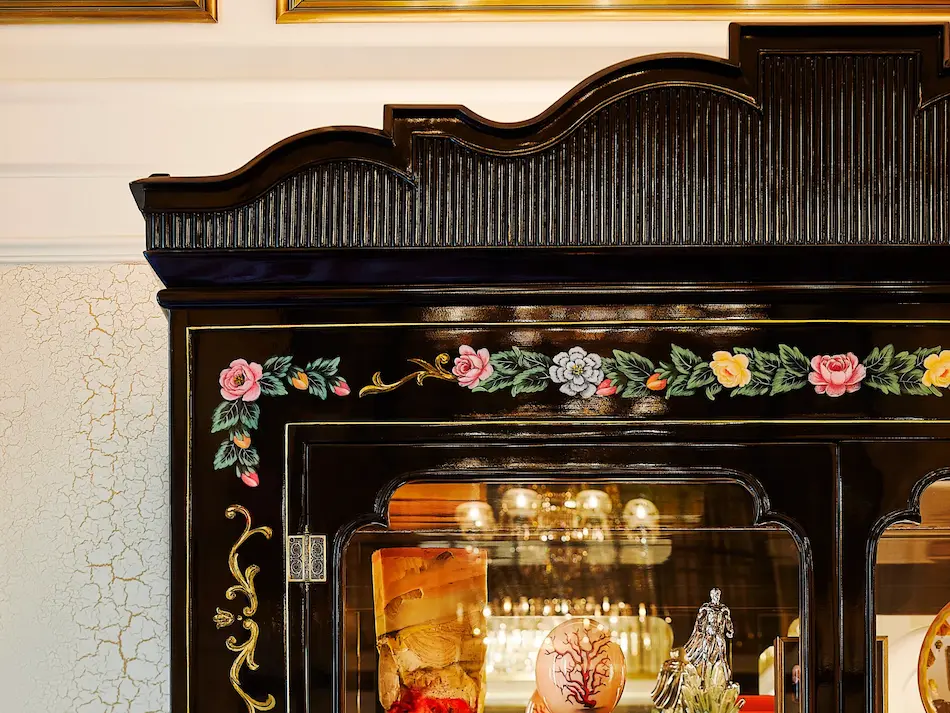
[214,505,276,713]
[359,354,456,397]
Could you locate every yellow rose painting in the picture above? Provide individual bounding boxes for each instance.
[709,351,752,389]
[922,350,950,388]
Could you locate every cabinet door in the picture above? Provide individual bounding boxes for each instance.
[292,432,836,713]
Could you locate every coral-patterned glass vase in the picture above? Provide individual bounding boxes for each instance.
[535,619,626,713]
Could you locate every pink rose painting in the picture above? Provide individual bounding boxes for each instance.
[219,359,263,402]
[808,353,866,397]
[212,353,347,488]
[452,345,494,389]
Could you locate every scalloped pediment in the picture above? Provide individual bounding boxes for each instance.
[133,24,950,257]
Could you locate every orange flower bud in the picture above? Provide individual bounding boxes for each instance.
[646,373,667,391]
[232,433,251,449]
[291,371,309,390]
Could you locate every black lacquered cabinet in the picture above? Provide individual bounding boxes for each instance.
[133,24,950,713]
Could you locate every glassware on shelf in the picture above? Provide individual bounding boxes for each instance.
[502,488,541,520]
[622,498,660,538]
[456,501,496,532]
[482,598,673,685]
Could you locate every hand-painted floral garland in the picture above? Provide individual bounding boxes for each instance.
[359,344,950,400]
[212,356,349,487]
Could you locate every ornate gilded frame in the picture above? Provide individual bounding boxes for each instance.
[0,0,215,23]
[276,0,950,23]
[919,601,950,713]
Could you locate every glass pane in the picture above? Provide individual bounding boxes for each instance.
[877,477,950,713]
[344,480,802,713]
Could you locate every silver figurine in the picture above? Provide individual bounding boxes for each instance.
[651,587,736,712]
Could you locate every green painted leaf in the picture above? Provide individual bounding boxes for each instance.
[305,358,326,373]
[705,384,722,401]
[472,373,517,393]
[491,350,522,376]
[893,351,918,373]
[264,355,293,378]
[516,349,553,370]
[863,345,894,374]
[308,377,328,400]
[731,382,771,397]
[304,357,340,376]
[770,368,807,395]
[211,401,241,433]
[731,370,771,397]
[511,376,549,396]
[898,368,932,396]
[513,366,547,385]
[686,363,716,390]
[732,347,754,358]
[239,402,260,430]
[229,428,249,441]
[752,349,781,375]
[865,371,900,395]
[213,441,238,470]
[778,344,811,378]
[670,344,703,375]
[510,366,549,396]
[613,350,655,382]
[602,360,628,393]
[914,347,943,369]
[621,381,648,398]
[602,358,625,386]
[259,373,287,397]
[665,374,695,398]
[237,446,260,468]
[656,361,675,381]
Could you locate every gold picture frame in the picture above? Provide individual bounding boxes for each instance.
[919,601,950,713]
[0,0,215,23]
[276,0,950,23]
[775,636,887,713]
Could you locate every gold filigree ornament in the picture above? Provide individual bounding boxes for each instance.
[919,600,950,713]
[359,353,456,397]
[214,505,276,713]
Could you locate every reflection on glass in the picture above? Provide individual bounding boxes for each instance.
[877,478,950,713]
[345,480,802,713]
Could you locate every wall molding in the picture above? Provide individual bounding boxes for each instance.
[0,236,145,263]
[0,7,731,264]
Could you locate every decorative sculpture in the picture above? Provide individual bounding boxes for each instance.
[651,588,743,713]
[535,618,626,713]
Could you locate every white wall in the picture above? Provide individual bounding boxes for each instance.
[0,9,728,712]
[0,5,729,262]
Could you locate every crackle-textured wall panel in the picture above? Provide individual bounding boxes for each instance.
[0,264,169,713]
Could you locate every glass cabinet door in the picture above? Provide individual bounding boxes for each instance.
[877,477,950,713]
[341,479,803,713]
